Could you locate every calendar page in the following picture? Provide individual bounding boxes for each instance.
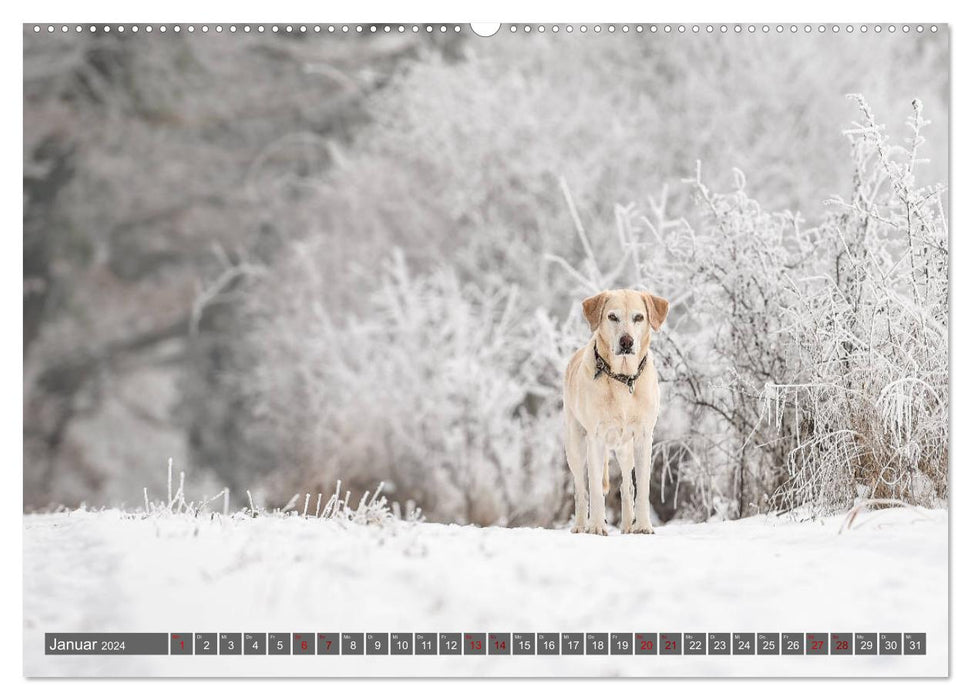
[22,20,949,678]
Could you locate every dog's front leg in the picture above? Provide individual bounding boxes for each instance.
[617,441,636,533]
[585,438,608,535]
[565,416,588,533]
[570,470,588,534]
[632,431,656,534]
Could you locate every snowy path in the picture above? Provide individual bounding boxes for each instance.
[24,508,948,677]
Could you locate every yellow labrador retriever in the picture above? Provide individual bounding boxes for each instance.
[564,289,669,535]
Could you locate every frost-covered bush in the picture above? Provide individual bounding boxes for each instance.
[565,98,948,518]
[243,250,565,526]
[761,97,948,513]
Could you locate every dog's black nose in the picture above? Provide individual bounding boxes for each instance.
[619,334,634,350]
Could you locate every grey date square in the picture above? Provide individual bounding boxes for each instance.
[390,633,413,655]
[366,633,389,655]
[268,633,290,655]
[513,633,536,655]
[904,633,926,655]
[170,633,192,655]
[464,633,486,655]
[684,633,706,655]
[293,633,314,655]
[488,633,511,655]
[415,633,438,655]
[316,633,339,655]
[880,633,902,655]
[561,633,584,655]
[831,633,852,656]
[438,633,461,655]
[708,633,731,655]
[635,633,658,655]
[733,633,755,655]
[782,633,804,655]
[537,633,560,655]
[194,633,217,656]
[806,633,828,655]
[660,633,682,655]
[585,633,608,655]
[757,633,779,655]
[854,633,877,656]
[341,633,364,655]
[219,633,241,655]
[611,633,633,655]
[244,633,265,655]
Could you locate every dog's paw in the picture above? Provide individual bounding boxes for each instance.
[585,522,608,536]
[570,524,586,534]
[630,522,655,535]
[620,522,635,534]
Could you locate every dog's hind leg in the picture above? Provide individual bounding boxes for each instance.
[617,441,635,533]
[565,413,588,533]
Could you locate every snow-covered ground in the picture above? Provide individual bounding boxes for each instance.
[23,507,948,677]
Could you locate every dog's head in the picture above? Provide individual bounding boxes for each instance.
[581,288,669,366]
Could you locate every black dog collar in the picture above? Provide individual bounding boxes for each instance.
[593,343,648,395]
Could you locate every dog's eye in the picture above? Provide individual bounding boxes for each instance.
[607,313,619,322]
[633,313,645,323]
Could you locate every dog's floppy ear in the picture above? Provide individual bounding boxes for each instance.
[642,292,669,331]
[581,291,609,332]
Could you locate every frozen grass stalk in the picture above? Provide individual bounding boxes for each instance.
[138,462,406,525]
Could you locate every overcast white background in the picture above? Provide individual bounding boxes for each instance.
[3,0,966,698]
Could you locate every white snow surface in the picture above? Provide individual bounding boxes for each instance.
[23,507,948,677]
